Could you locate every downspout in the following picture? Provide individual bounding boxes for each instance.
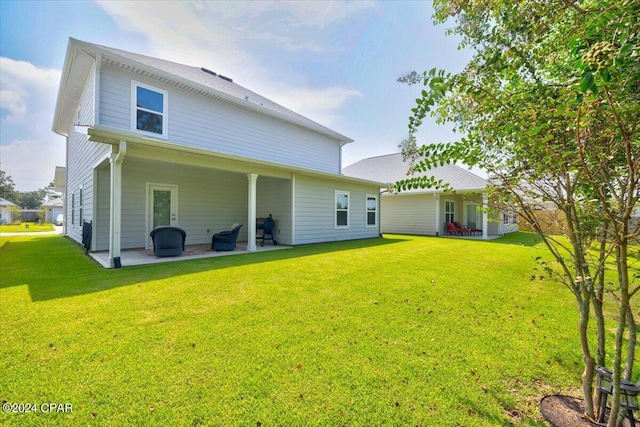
[108,141,126,268]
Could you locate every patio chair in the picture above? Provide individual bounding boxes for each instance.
[446,222,460,235]
[453,221,471,235]
[150,226,186,257]
[211,223,243,251]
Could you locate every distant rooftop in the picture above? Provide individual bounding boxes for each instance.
[343,153,487,192]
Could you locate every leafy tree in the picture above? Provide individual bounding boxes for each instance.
[16,190,46,210]
[397,1,639,424]
[0,169,19,203]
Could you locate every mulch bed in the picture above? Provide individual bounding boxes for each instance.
[540,395,638,427]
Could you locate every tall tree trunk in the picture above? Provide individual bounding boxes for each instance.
[607,244,631,427]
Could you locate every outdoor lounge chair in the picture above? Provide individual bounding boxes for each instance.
[150,226,186,257]
[211,223,243,251]
[453,221,471,235]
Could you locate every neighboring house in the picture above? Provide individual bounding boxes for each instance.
[0,197,20,224]
[42,198,64,223]
[343,153,519,238]
[52,38,383,267]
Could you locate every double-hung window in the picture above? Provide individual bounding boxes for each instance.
[132,81,167,137]
[335,191,349,229]
[444,200,455,223]
[366,194,378,227]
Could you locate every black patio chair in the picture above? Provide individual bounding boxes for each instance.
[150,226,186,257]
[211,223,243,251]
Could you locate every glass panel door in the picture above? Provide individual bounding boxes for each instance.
[147,184,178,248]
[467,204,477,229]
[153,189,172,228]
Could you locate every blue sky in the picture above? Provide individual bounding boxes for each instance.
[0,0,472,192]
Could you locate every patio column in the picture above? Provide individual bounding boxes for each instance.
[482,192,489,240]
[108,141,126,268]
[434,193,441,236]
[247,173,258,252]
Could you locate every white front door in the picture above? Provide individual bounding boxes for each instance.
[147,183,178,248]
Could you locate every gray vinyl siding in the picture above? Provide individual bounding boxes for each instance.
[65,66,110,246]
[98,64,342,174]
[293,175,380,245]
[381,194,437,236]
[94,159,299,250]
[256,176,293,245]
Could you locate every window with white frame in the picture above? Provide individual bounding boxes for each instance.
[366,194,378,227]
[335,191,349,228]
[132,81,167,137]
[445,200,455,223]
[79,187,83,226]
[71,192,75,226]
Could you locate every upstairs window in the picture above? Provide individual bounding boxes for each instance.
[335,191,349,229]
[132,82,167,137]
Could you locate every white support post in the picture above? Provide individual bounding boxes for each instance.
[482,192,489,240]
[108,141,126,268]
[434,193,441,236]
[247,173,258,252]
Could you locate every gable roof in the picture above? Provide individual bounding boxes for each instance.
[42,198,64,208]
[53,38,352,144]
[0,197,19,207]
[343,153,487,192]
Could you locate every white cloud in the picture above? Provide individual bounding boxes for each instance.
[0,138,65,191]
[0,58,60,121]
[94,0,370,126]
[267,84,362,127]
[0,58,65,191]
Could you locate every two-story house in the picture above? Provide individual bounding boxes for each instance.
[53,38,382,268]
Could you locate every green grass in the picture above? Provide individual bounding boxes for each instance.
[0,223,55,233]
[0,233,632,426]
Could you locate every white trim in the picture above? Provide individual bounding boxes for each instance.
[365,194,378,228]
[335,190,350,229]
[95,53,101,127]
[131,80,168,138]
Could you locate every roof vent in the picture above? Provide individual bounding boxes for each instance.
[218,74,233,83]
[200,67,217,76]
[244,94,249,101]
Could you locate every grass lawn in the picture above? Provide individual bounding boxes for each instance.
[0,232,634,426]
[0,223,55,233]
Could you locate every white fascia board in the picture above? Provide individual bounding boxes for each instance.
[87,125,381,187]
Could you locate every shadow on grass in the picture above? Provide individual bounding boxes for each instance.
[1,235,409,302]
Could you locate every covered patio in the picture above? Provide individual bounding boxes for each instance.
[89,241,290,268]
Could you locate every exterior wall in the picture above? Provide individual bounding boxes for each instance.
[95,159,252,250]
[381,193,437,235]
[65,64,110,245]
[0,206,17,224]
[256,176,293,245]
[293,175,380,245]
[99,64,342,174]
